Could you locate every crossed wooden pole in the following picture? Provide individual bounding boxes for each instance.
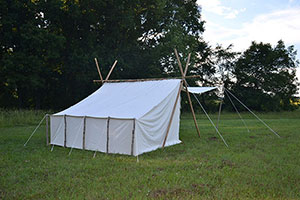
[161,49,201,148]
[94,58,118,83]
[93,49,201,150]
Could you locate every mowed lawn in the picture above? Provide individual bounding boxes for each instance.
[0,110,300,199]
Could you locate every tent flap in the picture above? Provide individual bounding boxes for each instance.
[187,87,217,94]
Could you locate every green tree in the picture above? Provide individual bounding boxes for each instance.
[0,0,65,109]
[1,0,207,109]
[231,40,299,111]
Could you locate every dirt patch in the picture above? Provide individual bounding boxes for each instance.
[219,159,235,168]
[208,136,217,141]
[156,167,164,171]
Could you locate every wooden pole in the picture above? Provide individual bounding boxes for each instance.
[105,60,118,81]
[64,115,67,147]
[162,81,183,148]
[93,75,201,83]
[183,53,191,77]
[131,119,136,156]
[94,58,103,82]
[82,116,86,150]
[174,49,201,137]
[184,82,201,137]
[174,49,184,76]
[46,114,49,146]
[106,117,110,153]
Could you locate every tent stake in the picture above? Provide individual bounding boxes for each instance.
[162,81,183,148]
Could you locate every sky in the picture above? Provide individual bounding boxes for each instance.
[196,0,300,90]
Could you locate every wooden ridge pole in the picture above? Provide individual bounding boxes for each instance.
[105,60,118,81]
[162,81,183,148]
[94,58,103,83]
[174,49,201,137]
[93,75,201,83]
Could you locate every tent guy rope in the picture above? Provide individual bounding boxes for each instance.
[24,114,46,146]
[224,90,250,132]
[189,90,229,147]
[225,88,280,138]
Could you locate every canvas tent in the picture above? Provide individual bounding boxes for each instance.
[47,50,219,156]
[50,79,216,156]
[25,50,279,155]
[51,79,181,156]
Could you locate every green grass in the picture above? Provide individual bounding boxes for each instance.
[1,109,300,199]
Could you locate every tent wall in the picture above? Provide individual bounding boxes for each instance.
[135,83,181,155]
[85,117,107,152]
[50,115,135,155]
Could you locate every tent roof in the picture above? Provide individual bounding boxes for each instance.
[54,79,181,119]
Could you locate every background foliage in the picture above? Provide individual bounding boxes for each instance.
[0,0,299,111]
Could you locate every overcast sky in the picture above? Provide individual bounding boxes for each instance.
[196,0,300,82]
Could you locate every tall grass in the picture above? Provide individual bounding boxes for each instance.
[0,109,49,127]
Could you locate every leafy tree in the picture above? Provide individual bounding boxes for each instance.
[189,44,239,112]
[212,44,238,86]
[0,0,65,109]
[231,40,299,111]
[0,0,207,109]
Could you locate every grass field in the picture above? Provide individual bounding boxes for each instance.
[0,109,300,199]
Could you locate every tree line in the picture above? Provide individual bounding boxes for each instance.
[0,0,299,111]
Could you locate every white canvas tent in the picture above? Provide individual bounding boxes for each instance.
[50,79,216,156]
[51,79,183,156]
[47,50,217,156]
[25,50,279,155]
